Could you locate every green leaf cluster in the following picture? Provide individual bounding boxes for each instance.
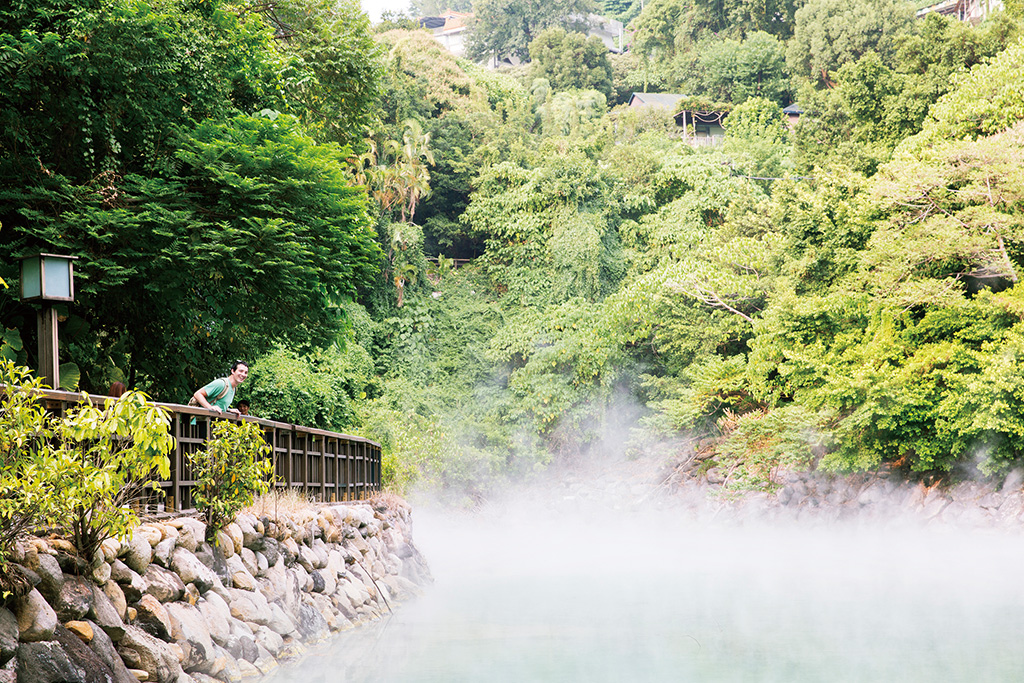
[0,360,174,567]
[189,420,273,540]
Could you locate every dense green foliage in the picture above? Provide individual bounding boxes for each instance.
[4,0,1024,503]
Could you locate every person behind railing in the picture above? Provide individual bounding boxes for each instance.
[108,381,126,398]
[236,399,251,417]
[190,360,248,416]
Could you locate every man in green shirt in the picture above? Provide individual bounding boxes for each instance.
[192,360,248,415]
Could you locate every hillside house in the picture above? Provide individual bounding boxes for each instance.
[916,0,1003,23]
[419,10,471,57]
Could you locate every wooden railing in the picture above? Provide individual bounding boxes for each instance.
[26,389,382,513]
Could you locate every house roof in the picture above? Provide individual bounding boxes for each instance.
[782,103,803,115]
[419,10,471,31]
[628,93,685,108]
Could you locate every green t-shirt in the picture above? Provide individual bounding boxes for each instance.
[200,377,234,411]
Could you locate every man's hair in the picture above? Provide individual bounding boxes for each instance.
[231,360,248,371]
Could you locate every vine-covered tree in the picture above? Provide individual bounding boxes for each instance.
[465,0,597,61]
[529,27,614,100]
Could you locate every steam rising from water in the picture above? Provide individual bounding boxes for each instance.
[269,461,1024,682]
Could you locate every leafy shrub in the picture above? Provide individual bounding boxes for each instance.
[190,420,273,541]
[54,390,175,559]
[0,362,58,583]
[0,361,174,569]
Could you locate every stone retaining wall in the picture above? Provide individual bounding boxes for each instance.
[0,496,431,683]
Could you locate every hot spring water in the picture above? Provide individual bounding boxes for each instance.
[267,499,1024,682]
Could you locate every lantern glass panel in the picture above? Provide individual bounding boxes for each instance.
[20,256,41,299]
[43,256,72,299]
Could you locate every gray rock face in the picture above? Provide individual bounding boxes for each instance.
[142,563,186,603]
[15,587,58,642]
[55,575,95,622]
[0,609,18,666]
[16,640,88,683]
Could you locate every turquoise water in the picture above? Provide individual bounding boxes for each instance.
[269,505,1024,682]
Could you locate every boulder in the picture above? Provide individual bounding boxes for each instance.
[226,587,270,626]
[296,545,319,573]
[310,539,329,569]
[134,594,173,640]
[92,561,112,585]
[135,525,163,548]
[223,524,243,557]
[0,608,18,666]
[65,620,93,642]
[264,603,297,638]
[255,537,279,568]
[211,644,243,683]
[15,587,58,642]
[166,518,205,554]
[28,551,64,603]
[164,603,215,673]
[222,617,258,662]
[192,544,230,586]
[101,580,128,623]
[214,531,235,559]
[252,626,284,657]
[89,581,125,643]
[171,548,220,594]
[84,619,137,683]
[295,603,329,643]
[109,559,135,584]
[196,593,232,647]
[142,563,186,603]
[99,538,121,562]
[117,625,186,683]
[153,537,178,568]
[123,531,153,574]
[53,575,95,623]
[54,624,132,683]
[238,549,258,578]
[235,516,259,550]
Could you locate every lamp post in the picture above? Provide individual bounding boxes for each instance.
[19,253,78,390]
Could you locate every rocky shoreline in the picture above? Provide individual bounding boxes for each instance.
[0,495,431,683]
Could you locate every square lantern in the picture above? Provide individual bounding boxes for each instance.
[19,253,78,302]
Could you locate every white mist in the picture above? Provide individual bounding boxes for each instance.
[268,475,1024,683]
